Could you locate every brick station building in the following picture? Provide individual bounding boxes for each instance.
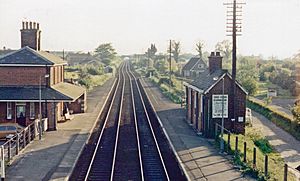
[184,52,247,138]
[0,22,86,130]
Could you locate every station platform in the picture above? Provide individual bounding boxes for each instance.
[6,79,115,181]
[141,78,254,181]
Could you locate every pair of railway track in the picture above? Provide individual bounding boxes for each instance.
[70,61,186,181]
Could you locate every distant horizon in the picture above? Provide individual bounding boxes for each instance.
[1,0,300,59]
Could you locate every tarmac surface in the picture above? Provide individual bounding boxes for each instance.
[141,78,254,181]
[6,78,115,181]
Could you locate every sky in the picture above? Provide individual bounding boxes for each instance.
[0,0,300,59]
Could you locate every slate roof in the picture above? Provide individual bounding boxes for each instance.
[66,53,101,65]
[189,69,248,94]
[190,69,227,92]
[0,86,72,101]
[52,82,86,100]
[0,46,67,66]
[0,49,15,58]
[182,57,207,71]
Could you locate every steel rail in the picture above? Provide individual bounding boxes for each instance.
[109,63,126,181]
[84,63,125,181]
[127,63,170,181]
[125,62,144,180]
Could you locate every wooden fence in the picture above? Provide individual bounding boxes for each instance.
[215,123,300,181]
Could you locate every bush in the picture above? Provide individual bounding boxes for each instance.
[78,76,92,89]
[86,66,103,75]
[254,138,273,154]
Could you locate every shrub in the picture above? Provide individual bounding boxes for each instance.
[86,66,103,75]
[78,76,92,89]
[247,99,300,141]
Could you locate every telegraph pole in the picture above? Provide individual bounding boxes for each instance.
[224,0,245,131]
[169,40,172,93]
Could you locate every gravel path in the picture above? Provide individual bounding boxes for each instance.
[251,111,300,178]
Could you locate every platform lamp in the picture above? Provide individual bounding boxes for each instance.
[220,77,225,152]
[39,74,49,140]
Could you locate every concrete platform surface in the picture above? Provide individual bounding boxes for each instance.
[141,78,254,181]
[6,78,115,181]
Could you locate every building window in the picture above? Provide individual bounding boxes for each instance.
[198,64,204,68]
[7,102,12,119]
[30,102,35,119]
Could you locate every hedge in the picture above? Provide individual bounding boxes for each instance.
[247,99,300,141]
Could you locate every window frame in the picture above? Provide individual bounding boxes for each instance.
[29,102,35,119]
[6,102,12,119]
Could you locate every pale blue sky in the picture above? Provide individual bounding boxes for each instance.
[0,0,300,58]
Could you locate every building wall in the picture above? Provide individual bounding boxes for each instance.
[0,67,48,86]
[50,65,64,86]
[204,76,246,137]
[68,93,86,114]
[186,75,246,138]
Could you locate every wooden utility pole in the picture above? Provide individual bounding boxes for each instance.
[224,0,245,131]
[169,40,172,93]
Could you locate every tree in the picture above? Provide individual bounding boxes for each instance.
[215,40,232,62]
[237,56,259,95]
[172,41,180,63]
[94,43,117,65]
[196,41,205,59]
[145,44,157,59]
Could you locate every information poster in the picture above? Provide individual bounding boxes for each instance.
[212,94,228,118]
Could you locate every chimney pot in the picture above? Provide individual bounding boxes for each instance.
[216,52,221,56]
[22,22,25,29]
[210,52,215,57]
[21,22,41,50]
[37,23,39,29]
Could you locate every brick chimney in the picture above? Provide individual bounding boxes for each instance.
[20,21,41,51]
[208,51,223,73]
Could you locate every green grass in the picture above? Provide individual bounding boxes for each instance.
[220,127,296,181]
[149,75,184,104]
[65,66,112,91]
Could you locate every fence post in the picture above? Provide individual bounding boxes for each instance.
[1,146,5,180]
[23,129,26,148]
[227,134,231,153]
[16,134,19,155]
[8,141,11,162]
[235,136,238,158]
[38,121,42,140]
[253,147,256,169]
[283,164,288,181]
[243,142,247,162]
[265,155,268,177]
[34,120,37,138]
[28,125,31,143]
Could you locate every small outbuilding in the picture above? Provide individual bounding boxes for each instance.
[184,52,247,138]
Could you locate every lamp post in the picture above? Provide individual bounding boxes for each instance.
[220,77,225,152]
[39,74,49,140]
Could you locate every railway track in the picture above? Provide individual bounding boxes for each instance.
[70,61,186,181]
